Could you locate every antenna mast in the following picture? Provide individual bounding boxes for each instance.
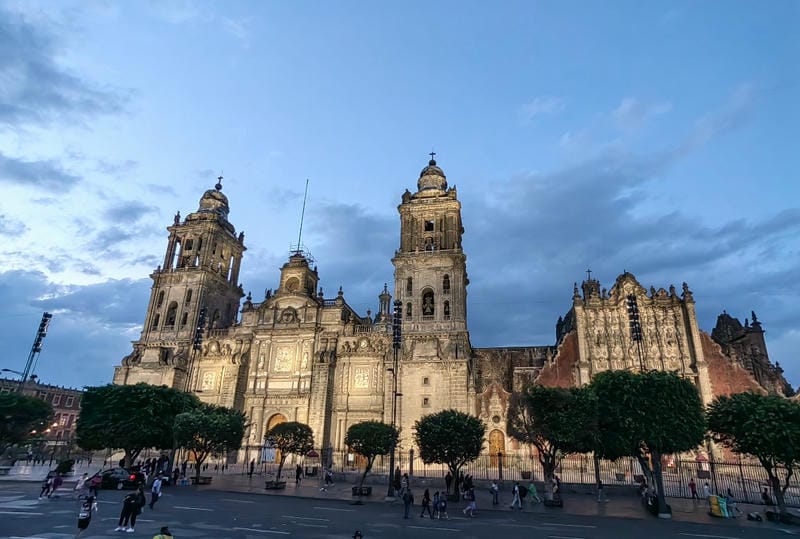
[296,179,309,253]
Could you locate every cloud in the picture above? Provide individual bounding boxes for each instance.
[518,97,565,123]
[0,5,125,129]
[684,83,754,149]
[96,159,138,176]
[221,16,253,47]
[612,97,672,129]
[0,151,80,191]
[102,200,158,222]
[0,270,149,388]
[0,214,28,235]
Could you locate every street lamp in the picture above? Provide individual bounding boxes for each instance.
[386,300,402,499]
[1,368,24,377]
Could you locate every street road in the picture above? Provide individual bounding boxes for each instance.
[0,482,786,538]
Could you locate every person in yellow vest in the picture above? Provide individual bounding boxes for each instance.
[153,525,173,539]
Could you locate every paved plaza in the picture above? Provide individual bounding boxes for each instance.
[1,464,797,538]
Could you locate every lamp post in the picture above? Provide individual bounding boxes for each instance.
[386,300,402,499]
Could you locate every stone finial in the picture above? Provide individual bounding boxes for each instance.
[573,282,580,298]
[319,287,324,298]
[238,231,245,242]
[338,286,344,297]
[681,282,694,302]
[174,211,181,224]
[751,310,759,324]
[669,284,676,296]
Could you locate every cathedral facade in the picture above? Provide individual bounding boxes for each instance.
[113,159,792,460]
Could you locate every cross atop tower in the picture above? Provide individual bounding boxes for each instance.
[586,267,593,281]
[215,174,223,191]
[429,150,436,161]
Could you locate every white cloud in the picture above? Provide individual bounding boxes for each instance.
[518,97,565,123]
[612,97,672,130]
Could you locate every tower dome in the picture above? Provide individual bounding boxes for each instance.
[197,178,229,220]
[417,158,448,191]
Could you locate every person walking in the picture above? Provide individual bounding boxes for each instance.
[437,493,449,520]
[149,476,163,510]
[420,488,433,518]
[39,475,53,499]
[295,464,303,485]
[528,481,542,503]
[689,478,698,499]
[402,488,414,519]
[490,480,499,505]
[248,459,255,478]
[432,491,440,519]
[74,494,98,538]
[74,473,89,499]
[445,472,453,495]
[702,482,711,499]
[152,525,174,539]
[510,482,522,510]
[463,487,476,517]
[50,474,64,497]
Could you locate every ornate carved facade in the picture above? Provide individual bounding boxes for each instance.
[113,158,792,461]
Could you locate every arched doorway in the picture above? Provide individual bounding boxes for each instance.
[264,414,288,463]
[488,429,506,467]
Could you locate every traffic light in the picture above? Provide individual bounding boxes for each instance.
[193,307,207,351]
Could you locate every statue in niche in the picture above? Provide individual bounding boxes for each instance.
[301,351,309,370]
[422,292,434,315]
[257,355,265,370]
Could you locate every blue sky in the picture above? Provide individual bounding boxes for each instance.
[0,0,798,390]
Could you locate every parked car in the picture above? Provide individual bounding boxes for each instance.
[91,468,145,490]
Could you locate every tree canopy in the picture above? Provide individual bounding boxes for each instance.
[345,421,399,489]
[507,385,597,496]
[0,392,53,458]
[413,409,485,480]
[174,403,246,483]
[708,392,800,513]
[263,421,314,482]
[76,383,199,468]
[589,370,706,515]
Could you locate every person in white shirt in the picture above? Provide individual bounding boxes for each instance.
[149,476,163,510]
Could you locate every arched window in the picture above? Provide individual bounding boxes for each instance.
[406,277,413,294]
[165,302,178,327]
[180,312,188,326]
[156,291,165,308]
[422,289,435,318]
[406,302,412,318]
[185,289,192,305]
[185,238,194,250]
[443,274,450,294]
[444,301,450,319]
[151,313,160,329]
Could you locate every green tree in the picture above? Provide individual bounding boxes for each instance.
[413,409,485,494]
[345,421,399,491]
[76,383,199,468]
[708,392,800,513]
[174,403,246,484]
[590,370,706,516]
[0,393,53,459]
[507,385,597,498]
[263,421,315,484]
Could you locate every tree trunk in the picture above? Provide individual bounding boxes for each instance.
[194,452,207,485]
[769,471,786,513]
[651,450,670,517]
[542,454,555,500]
[635,454,654,491]
[275,455,286,483]
[359,457,374,490]
[593,454,601,493]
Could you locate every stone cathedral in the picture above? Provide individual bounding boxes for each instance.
[113,158,792,460]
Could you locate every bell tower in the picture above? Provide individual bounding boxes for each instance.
[137,178,246,372]
[392,155,474,447]
[394,155,469,336]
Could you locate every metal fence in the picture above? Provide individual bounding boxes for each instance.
[230,446,800,507]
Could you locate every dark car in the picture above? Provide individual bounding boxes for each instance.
[91,468,145,490]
